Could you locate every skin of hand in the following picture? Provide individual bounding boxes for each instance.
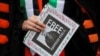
[22,15,46,32]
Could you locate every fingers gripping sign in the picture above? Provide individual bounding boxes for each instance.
[22,15,46,32]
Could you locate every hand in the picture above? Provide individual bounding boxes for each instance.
[22,15,46,32]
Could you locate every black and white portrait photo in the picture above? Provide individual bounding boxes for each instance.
[32,15,70,55]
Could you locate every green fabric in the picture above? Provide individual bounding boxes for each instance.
[20,0,58,18]
[20,0,27,19]
[49,0,57,8]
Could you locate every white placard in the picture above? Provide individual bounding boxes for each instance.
[23,4,79,56]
